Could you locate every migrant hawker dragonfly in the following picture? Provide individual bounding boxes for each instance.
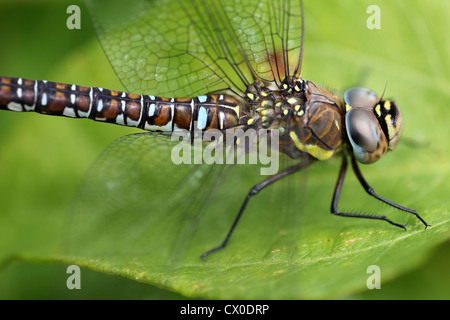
[0,0,428,261]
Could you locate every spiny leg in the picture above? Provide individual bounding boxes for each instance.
[202,161,311,260]
[331,156,429,229]
[349,156,429,228]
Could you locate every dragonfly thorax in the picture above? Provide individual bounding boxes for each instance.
[243,78,306,127]
[242,79,344,161]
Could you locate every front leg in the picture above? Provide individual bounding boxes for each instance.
[349,156,429,228]
[330,156,426,229]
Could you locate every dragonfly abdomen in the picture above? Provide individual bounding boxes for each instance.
[0,76,240,133]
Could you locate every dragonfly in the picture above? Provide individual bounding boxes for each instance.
[0,0,429,260]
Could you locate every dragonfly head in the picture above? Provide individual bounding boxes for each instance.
[344,88,403,164]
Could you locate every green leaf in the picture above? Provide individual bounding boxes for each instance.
[0,0,449,299]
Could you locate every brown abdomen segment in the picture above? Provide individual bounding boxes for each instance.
[0,76,240,132]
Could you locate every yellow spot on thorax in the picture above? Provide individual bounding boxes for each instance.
[261,109,273,116]
[335,119,340,130]
[232,107,240,118]
[261,100,273,108]
[287,97,298,104]
[289,131,335,161]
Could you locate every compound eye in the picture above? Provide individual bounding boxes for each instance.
[346,109,378,151]
[344,88,378,110]
[345,108,386,164]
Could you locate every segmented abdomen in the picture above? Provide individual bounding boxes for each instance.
[0,76,240,132]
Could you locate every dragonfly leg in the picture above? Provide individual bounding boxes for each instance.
[350,156,430,228]
[201,161,311,260]
[331,156,429,229]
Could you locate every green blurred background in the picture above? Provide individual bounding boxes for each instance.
[0,0,448,299]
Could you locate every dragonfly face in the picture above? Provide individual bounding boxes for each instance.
[344,87,403,164]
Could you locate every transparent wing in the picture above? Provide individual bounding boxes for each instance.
[84,0,304,97]
[65,133,309,263]
[66,133,227,262]
[71,0,310,262]
[221,0,304,84]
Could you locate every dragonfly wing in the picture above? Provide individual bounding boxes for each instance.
[85,0,304,97]
[219,0,304,83]
[67,132,225,262]
[66,133,309,263]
